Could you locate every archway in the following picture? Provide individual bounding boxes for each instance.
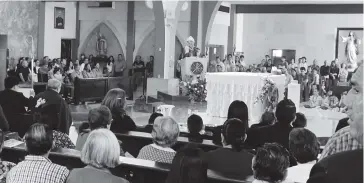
[201,1,222,54]
[78,20,126,58]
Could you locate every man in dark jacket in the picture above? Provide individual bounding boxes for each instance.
[30,79,72,134]
[307,64,363,183]
[0,76,33,119]
[245,99,296,150]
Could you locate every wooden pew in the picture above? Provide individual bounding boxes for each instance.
[1,144,252,183]
[115,131,222,157]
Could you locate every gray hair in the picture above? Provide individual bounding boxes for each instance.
[81,129,120,168]
[152,116,180,147]
[47,79,62,91]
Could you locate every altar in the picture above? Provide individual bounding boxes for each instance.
[205,72,286,124]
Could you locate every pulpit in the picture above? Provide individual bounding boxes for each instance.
[180,57,208,80]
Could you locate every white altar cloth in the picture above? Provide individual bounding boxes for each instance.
[205,72,286,123]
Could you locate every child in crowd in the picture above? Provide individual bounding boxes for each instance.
[309,86,323,108]
[322,90,339,110]
[298,67,309,102]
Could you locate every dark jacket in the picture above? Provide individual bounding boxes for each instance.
[245,122,293,150]
[110,113,136,134]
[0,105,9,131]
[307,149,363,183]
[206,148,254,179]
[31,89,72,134]
[0,89,30,119]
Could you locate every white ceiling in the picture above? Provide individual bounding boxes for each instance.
[229,0,363,4]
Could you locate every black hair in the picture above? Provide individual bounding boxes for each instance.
[289,128,320,164]
[302,57,306,60]
[166,145,207,183]
[227,54,232,57]
[222,118,247,152]
[292,112,307,128]
[282,56,286,59]
[150,55,154,59]
[265,55,270,58]
[53,67,61,74]
[4,76,20,89]
[148,113,163,124]
[227,100,249,127]
[260,111,276,126]
[240,55,245,58]
[88,106,112,130]
[25,123,53,155]
[252,143,290,182]
[187,114,203,135]
[300,67,306,71]
[84,63,91,72]
[216,56,220,59]
[275,99,296,124]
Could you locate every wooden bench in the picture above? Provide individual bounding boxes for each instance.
[1,144,252,183]
[115,131,222,158]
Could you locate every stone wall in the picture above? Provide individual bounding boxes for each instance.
[0,1,39,60]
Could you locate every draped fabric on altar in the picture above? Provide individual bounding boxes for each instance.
[205,73,285,124]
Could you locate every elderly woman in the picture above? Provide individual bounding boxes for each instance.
[67,129,129,183]
[101,88,136,133]
[137,116,180,164]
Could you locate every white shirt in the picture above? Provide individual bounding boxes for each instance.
[286,161,316,183]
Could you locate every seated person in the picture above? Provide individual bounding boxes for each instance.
[286,128,320,183]
[292,112,307,128]
[141,112,163,133]
[0,77,33,120]
[166,145,207,183]
[319,126,362,161]
[183,114,204,142]
[137,116,179,164]
[308,86,323,108]
[250,111,275,129]
[7,123,69,183]
[92,62,104,78]
[322,90,339,109]
[51,67,64,83]
[76,106,125,156]
[246,99,296,150]
[252,143,291,183]
[70,64,84,82]
[206,118,254,179]
[0,130,16,182]
[101,88,136,133]
[66,129,129,183]
[82,63,96,78]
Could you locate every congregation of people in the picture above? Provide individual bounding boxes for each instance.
[0,59,361,183]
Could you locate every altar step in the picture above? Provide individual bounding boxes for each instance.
[147,91,189,106]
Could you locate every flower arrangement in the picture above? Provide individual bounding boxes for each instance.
[254,77,279,112]
[179,75,207,102]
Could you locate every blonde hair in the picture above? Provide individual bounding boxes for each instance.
[81,129,120,168]
[101,88,126,115]
[152,116,180,147]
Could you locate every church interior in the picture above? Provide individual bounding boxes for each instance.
[0,1,363,183]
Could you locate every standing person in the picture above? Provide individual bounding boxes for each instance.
[80,58,89,72]
[30,79,72,134]
[224,54,235,72]
[79,53,86,64]
[216,56,225,72]
[265,59,273,73]
[17,60,31,83]
[7,123,69,183]
[329,60,339,89]
[132,55,145,91]
[311,59,320,73]
[307,63,363,183]
[145,55,154,77]
[320,60,330,90]
[338,63,349,83]
[113,54,127,77]
[300,57,308,70]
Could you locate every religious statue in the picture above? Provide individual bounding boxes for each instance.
[182,36,199,58]
[341,31,361,71]
[96,32,108,56]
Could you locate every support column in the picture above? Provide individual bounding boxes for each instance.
[37,2,45,59]
[72,2,80,61]
[126,1,135,70]
[153,1,165,78]
[164,17,177,79]
[190,1,199,43]
[227,4,236,55]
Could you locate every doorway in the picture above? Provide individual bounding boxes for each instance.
[271,49,296,66]
[208,45,224,61]
[0,35,8,90]
[61,39,72,60]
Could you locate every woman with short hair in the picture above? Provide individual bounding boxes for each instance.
[166,145,207,183]
[137,116,179,164]
[66,129,129,183]
[82,63,95,78]
[101,88,136,133]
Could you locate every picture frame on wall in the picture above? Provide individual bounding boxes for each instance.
[335,27,363,64]
[54,7,65,29]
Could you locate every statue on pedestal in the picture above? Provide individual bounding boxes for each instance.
[341,31,361,72]
[96,32,108,56]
